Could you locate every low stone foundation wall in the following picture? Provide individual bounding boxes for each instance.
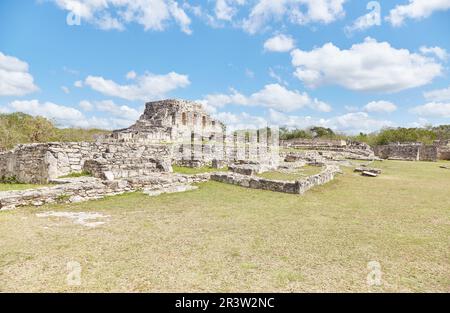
[211,164,340,195]
[0,173,212,210]
[281,139,374,158]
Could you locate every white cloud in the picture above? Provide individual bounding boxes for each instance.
[327,112,393,134]
[215,0,246,21]
[269,109,392,134]
[53,0,192,34]
[79,100,93,111]
[386,0,450,26]
[200,83,331,113]
[424,85,450,102]
[84,71,190,101]
[126,71,137,80]
[411,102,450,118]
[74,80,83,88]
[218,108,393,134]
[268,67,288,86]
[0,52,39,97]
[214,111,269,130]
[242,0,346,34]
[93,100,141,120]
[264,34,295,52]
[7,99,85,127]
[291,37,442,92]
[419,46,449,61]
[4,99,139,129]
[61,86,70,94]
[344,1,381,34]
[364,101,397,113]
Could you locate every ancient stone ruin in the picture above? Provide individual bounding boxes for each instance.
[1,99,380,210]
[373,140,450,162]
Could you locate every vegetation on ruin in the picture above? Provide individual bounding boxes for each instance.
[58,171,93,179]
[1,160,449,292]
[0,113,109,150]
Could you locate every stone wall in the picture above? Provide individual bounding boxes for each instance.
[374,143,438,161]
[437,140,450,160]
[107,99,225,144]
[281,138,374,158]
[0,141,173,183]
[0,173,212,210]
[211,164,340,195]
[0,144,52,183]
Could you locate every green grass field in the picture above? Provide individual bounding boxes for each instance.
[0,160,449,292]
[0,183,49,191]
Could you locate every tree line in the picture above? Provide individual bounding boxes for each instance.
[1,112,449,150]
[0,113,109,151]
[280,125,450,146]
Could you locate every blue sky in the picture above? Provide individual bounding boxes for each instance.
[1,0,449,133]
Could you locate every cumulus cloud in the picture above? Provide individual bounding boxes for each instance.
[74,80,83,88]
[6,99,85,127]
[364,101,397,113]
[386,0,450,26]
[90,100,141,120]
[411,102,450,118]
[215,108,392,134]
[79,100,93,111]
[3,99,139,129]
[215,0,246,21]
[264,34,295,52]
[344,1,381,35]
[327,112,393,134]
[269,110,393,133]
[424,85,450,102]
[0,52,39,97]
[291,37,442,92]
[242,0,346,34]
[419,46,449,61]
[199,83,331,113]
[53,0,192,34]
[84,71,190,101]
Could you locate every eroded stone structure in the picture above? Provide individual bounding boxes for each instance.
[373,142,440,161]
[281,138,375,160]
[106,99,225,143]
[0,142,172,184]
[211,164,340,195]
[0,98,344,210]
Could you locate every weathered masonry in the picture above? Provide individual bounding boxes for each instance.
[0,99,280,184]
[0,142,172,184]
[373,141,450,162]
[105,99,225,143]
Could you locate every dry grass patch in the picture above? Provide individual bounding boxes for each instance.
[0,183,51,191]
[0,160,449,292]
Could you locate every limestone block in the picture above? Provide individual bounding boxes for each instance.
[103,171,115,181]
